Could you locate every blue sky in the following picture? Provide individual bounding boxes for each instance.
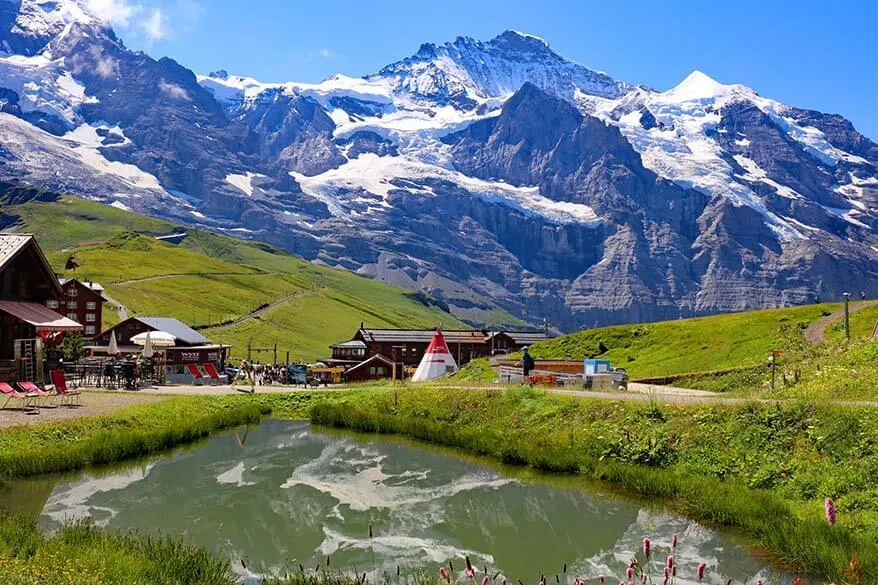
[115,0,876,139]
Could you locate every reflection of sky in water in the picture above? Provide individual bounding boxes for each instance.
[34,420,815,585]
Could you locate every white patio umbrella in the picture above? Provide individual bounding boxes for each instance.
[107,331,120,356]
[141,331,155,359]
[131,331,176,347]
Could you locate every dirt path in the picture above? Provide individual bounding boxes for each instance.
[111,271,267,286]
[3,380,878,429]
[803,300,878,343]
[0,392,164,429]
[202,289,314,331]
[101,291,129,321]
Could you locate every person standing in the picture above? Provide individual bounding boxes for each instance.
[521,346,535,383]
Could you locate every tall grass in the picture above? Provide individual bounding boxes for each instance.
[310,398,878,583]
[0,514,234,585]
[0,397,269,480]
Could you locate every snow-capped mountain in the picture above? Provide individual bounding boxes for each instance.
[1,0,876,329]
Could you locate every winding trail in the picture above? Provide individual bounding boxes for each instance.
[803,300,878,343]
[201,289,316,331]
[112,271,265,286]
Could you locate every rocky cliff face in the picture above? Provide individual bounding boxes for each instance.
[1,1,876,330]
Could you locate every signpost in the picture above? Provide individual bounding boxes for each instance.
[843,292,851,343]
[769,349,783,391]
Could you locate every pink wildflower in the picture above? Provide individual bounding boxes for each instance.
[482,576,489,585]
[666,555,673,568]
[598,577,604,585]
[697,562,707,581]
[626,567,633,581]
[671,534,677,549]
[663,568,668,579]
[642,537,651,558]
[465,568,475,579]
[640,575,646,584]
[825,497,837,526]
[440,568,450,583]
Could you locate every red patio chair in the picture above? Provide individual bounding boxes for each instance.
[49,370,81,407]
[201,363,228,385]
[17,381,58,408]
[186,363,210,385]
[0,382,39,411]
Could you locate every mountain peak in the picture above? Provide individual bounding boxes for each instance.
[490,30,550,49]
[665,69,731,101]
[373,30,630,107]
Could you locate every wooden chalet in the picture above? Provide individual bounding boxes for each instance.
[343,354,395,383]
[0,234,83,382]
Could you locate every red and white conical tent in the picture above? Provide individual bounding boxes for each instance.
[411,328,458,382]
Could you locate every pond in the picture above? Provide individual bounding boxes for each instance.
[1,420,812,584]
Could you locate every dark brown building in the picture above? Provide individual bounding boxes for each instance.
[48,278,106,339]
[0,234,83,382]
[343,354,395,383]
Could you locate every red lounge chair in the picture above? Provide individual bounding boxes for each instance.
[202,363,228,385]
[186,363,210,385]
[49,370,81,407]
[0,382,38,411]
[17,381,57,408]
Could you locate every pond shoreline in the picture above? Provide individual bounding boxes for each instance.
[308,388,877,584]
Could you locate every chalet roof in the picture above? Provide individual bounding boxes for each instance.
[0,233,63,296]
[0,234,31,271]
[136,317,211,346]
[331,340,368,349]
[0,300,84,331]
[344,353,395,376]
[358,329,488,344]
[58,278,107,300]
[59,278,105,292]
[496,331,552,344]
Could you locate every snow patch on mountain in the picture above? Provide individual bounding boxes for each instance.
[62,123,163,189]
[225,171,260,196]
[293,153,602,226]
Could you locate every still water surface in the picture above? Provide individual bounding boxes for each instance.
[2,420,812,584]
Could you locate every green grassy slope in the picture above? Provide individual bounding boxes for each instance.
[530,304,838,379]
[4,197,467,361]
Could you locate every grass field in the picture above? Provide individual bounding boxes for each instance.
[528,305,837,379]
[4,196,474,361]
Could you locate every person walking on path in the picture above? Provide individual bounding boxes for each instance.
[521,346,535,384]
[234,359,256,393]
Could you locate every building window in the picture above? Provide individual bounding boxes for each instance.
[369,367,376,375]
[46,299,60,309]
[86,313,96,323]
[67,313,77,321]
[67,301,77,309]
[67,288,78,297]
[86,301,96,310]
[85,326,96,335]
